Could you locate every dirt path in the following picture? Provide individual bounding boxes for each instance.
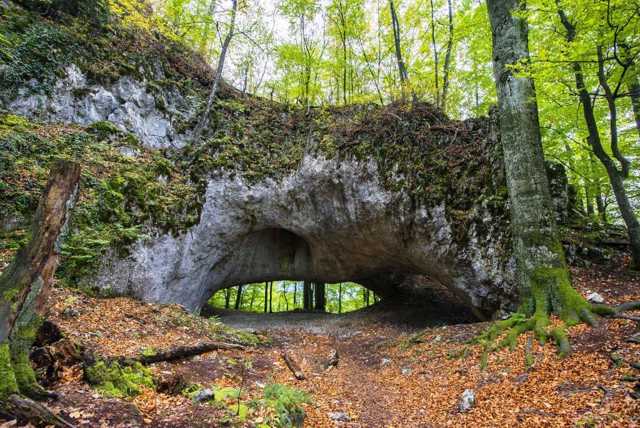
[1,262,637,427]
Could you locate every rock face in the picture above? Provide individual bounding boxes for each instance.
[7,65,195,149]
[93,152,516,318]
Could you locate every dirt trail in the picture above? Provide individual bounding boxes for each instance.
[1,262,637,427]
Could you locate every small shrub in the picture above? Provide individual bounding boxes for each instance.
[263,383,310,428]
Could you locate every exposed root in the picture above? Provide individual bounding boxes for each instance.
[477,298,640,367]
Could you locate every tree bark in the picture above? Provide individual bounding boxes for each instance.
[630,77,640,141]
[234,285,243,310]
[429,0,440,108]
[441,0,454,114]
[389,0,409,98]
[486,0,594,352]
[314,283,325,312]
[0,160,80,413]
[303,281,312,311]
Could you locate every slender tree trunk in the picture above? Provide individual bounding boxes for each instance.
[338,283,343,314]
[234,285,243,310]
[192,0,238,141]
[487,0,592,340]
[303,281,312,311]
[293,283,297,307]
[584,181,594,217]
[389,0,409,98]
[557,6,640,269]
[249,286,256,311]
[429,0,440,108]
[269,282,273,313]
[441,0,454,114]
[264,283,268,313]
[314,283,325,312]
[629,77,640,141]
[0,160,80,402]
[224,289,231,309]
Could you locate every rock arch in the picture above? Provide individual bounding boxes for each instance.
[94,152,523,319]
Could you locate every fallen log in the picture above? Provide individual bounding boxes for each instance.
[114,341,246,365]
[282,351,305,380]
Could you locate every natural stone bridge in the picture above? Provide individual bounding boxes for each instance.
[8,66,569,320]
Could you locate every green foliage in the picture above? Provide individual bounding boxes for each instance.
[0,19,76,96]
[85,360,154,397]
[262,383,310,428]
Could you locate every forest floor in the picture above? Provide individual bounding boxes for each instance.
[2,260,640,427]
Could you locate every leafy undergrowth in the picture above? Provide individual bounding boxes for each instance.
[0,261,636,427]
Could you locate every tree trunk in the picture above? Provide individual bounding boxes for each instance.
[338,283,343,314]
[429,0,440,108]
[269,282,273,313]
[557,6,640,270]
[0,160,80,403]
[192,0,238,141]
[224,289,231,309]
[264,283,268,313]
[486,0,593,351]
[389,0,409,98]
[303,281,312,311]
[249,286,256,311]
[234,285,243,310]
[314,283,325,312]
[293,283,297,307]
[440,0,454,114]
[629,77,640,141]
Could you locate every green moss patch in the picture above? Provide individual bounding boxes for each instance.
[84,360,154,397]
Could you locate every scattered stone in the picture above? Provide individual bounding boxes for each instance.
[62,307,80,319]
[586,292,605,304]
[328,411,351,422]
[627,333,640,344]
[459,389,475,412]
[193,388,214,402]
[514,373,529,384]
[401,368,412,376]
[325,349,339,370]
[381,358,391,366]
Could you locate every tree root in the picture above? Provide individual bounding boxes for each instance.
[477,299,640,367]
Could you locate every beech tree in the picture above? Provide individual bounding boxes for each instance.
[483,0,599,356]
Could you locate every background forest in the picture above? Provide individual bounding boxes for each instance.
[157,0,640,227]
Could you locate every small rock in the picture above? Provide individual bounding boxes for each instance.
[458,389,475,412]
[381,358,391,366]
[328,411,350,422]
[62,307,80,318]
[193,388,214,402]
[586,292,605,304]
[627,333,640,344]
[401,368,412,376]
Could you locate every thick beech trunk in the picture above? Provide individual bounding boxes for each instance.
[486,0,592,344]
[0,161,80,421]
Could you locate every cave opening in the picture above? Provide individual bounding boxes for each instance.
[207,281,380,315]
